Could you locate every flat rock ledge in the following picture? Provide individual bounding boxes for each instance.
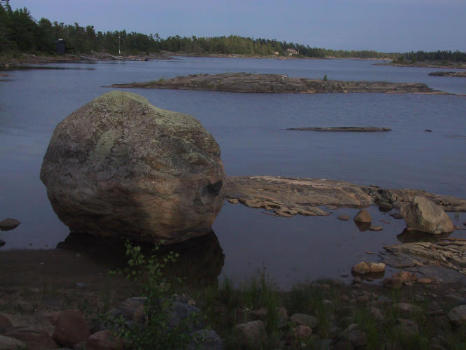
[110,72,446,95]
[224,176,466,217]
[287,126,391,132]
[383,238,466,276]
[428,71,466,78]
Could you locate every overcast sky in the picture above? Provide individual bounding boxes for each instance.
[12,0,466,52]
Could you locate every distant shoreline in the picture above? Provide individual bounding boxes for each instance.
[375,61,466,69]
[0,52,392,69]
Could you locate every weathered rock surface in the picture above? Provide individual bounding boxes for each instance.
[224,176,466,217]
[384,239,466,275]
[287,126,392,132]
[401,196,455,234]
[110,73,445,94]
[429,71,466,78]
[0,218,20,231]
[225,176,374,217]
[40,91,225,244]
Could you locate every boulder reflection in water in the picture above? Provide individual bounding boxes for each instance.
[57,231,224,286]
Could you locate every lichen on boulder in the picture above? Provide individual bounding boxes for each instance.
[40,91,225,244]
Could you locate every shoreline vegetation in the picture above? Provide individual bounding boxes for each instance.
[1,5,465,69]
[109,72,448,95]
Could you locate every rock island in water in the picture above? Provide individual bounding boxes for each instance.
[110,72,447,94]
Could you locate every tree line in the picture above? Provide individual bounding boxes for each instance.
[1,4,464,62]
[394,51,466,63]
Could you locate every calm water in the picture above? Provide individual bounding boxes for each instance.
[0,57,465,287]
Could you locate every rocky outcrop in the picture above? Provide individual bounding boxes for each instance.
[110,73,446,94]
[40,91,225,244]
[224,176,466,217]
[384,238,466,275]
[428,71,466,78]
[401,196,455,234]
[287,126,391,132]
[225,176,374,216]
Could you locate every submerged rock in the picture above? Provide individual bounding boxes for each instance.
[428,71,466,78]
[401,196,455,234]
[287,126,391,132]
[40,91,225,244]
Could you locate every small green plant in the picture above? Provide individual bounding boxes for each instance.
[323,74,328,81]
[108,241,192,350]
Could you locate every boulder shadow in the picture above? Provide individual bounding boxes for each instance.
[396,229,451,243]
[57,231,225,287]
[354,222,371,232]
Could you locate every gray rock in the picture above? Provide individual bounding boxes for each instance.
[393,302,423,315]
[0,218,20,231]
[337,214,350,221]
[290,313,318,329]
[401,196,455,234]
[343,324,367,348]
[168,301,203,331]
[233,320,266,349]
[188,329,223,350]
[448,305,466,326]
[395,318,419,336]
[0,335,26,350]
[40,91,225,244]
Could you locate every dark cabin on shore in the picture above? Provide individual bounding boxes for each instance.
[56,39,66,55]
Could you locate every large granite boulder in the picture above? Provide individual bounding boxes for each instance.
[40,91,225,244]
[401,196,454,234]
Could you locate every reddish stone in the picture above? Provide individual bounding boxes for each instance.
[52,310,90,347]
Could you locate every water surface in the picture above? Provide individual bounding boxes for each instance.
[0,57,465,287]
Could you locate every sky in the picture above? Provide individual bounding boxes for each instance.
[12,0,466,52]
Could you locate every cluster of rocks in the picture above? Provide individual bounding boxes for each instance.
[110,72,447,95]
[231,279,466,349]
[0,296,222,350]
